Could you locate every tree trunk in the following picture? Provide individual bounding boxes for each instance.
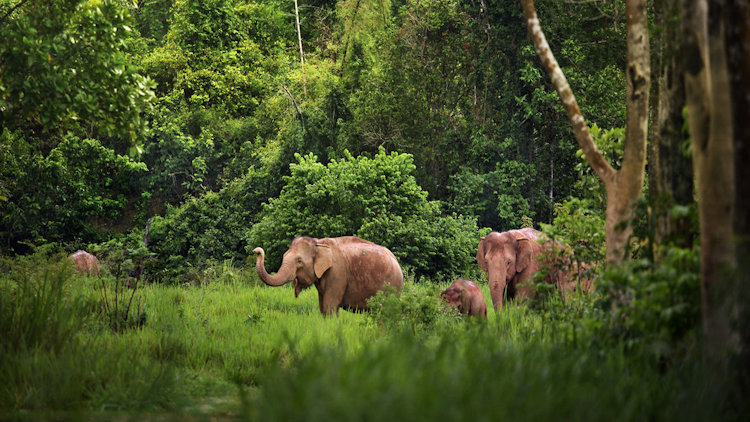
[681,0,736,362]
[294,0,307,96]
[520,0,649,266]
[725,0,750,392]
[649,0,694,249]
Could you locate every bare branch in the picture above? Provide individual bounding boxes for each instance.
[520,0,615,186]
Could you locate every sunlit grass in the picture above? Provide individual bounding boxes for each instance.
[0,253,737,420]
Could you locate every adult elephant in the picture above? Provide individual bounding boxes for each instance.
[253,236,403,315]
[476,228,543,311]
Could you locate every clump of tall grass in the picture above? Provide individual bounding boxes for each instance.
[0,250,83,353]
[0,249,182,414]
[246,327,673,422]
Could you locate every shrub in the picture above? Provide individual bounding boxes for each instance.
[143,159,279,282]
[0,132,147,254]
[595,245,701,363]
[248,148,480,279]
[538,197,606,268]
[367,284,461,334]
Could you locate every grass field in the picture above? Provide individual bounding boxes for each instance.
[0,252,740,421]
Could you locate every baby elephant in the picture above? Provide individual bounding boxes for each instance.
[69,250,100,276]
[441,279,487,317]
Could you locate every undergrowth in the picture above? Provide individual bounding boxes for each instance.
[0,245,742,420]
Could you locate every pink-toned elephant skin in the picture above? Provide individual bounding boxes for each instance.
[69,250,100,276]
[477,228,542,311]
[441,279,487,317]
[477,228,595,311]
[538,241,595,297]
[253,236,403,315]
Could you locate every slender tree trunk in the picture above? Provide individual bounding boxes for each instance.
[650,0,694,249]
[520,0,649,265]
[682,0,736,362]
[725,0,750,392]
[294,0,307,95]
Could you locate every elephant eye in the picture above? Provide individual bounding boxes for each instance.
[296,257,303,263]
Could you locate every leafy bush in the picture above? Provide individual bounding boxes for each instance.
[539,197,606,269]
[0,131,147,254]
[595,246,701,363]
[248,148,480,279]
[146,192,247,282]
[367,284,461,334]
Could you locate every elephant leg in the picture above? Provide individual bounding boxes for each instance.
[489,279,507,311]
[318,287,345,316]
[514,271,538,301]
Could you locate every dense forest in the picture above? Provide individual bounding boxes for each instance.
[1,0,629,277]
[1,0,748,419]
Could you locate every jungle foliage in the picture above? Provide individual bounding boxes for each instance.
[1,0,627,279]
[0,0,732,418]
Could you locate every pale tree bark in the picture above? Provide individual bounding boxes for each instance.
[649,0,694,249]
[520,0,649,265]
[294,0,307,96]
[681,0,736,363]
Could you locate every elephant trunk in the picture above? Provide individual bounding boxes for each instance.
[253,247,295,287]
[487,265,510,311]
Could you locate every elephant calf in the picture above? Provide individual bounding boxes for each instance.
[441,279,487,317]
[69,250,100,276]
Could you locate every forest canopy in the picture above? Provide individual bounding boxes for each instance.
[0,0,627,280]
[2,0,749,418]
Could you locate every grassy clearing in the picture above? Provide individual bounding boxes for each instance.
[0,252,739,420]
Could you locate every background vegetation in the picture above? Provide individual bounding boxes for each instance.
[0,0,744,419]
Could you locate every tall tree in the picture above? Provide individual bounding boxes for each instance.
[725,0,750,390]
[649,0,694,249]
[680,0,736,362]
[0,0,155,140]
[519,0,649,265]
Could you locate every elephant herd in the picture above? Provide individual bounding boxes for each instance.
[253,228,595,317]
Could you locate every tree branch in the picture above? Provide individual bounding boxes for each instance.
[0,0,30,26]
[520,0,615,187]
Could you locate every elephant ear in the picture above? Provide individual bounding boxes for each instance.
[314,244,333,279]
[516,238,534,273]
[476,236,487,272]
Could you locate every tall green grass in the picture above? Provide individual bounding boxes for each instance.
[0,251,741,420]
[0,252,179,414]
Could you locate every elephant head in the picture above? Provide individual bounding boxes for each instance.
[440,282,464,309]
[253,237,332,297]
[476,229,540,311]
[440,278,487,317]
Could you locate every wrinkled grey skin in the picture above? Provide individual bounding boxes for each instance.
[476,228,542,311]
[253,236,403,315]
